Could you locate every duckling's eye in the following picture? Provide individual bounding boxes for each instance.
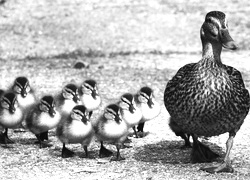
[104,112,115,120]
[138,95,148,103]
[119,101,130,110]
[71,112,82,120]
[206,17,212,23]
[62,91,74,99]
[13,85,22,93]
[1,100,9,109]
[82,85,92,95]
[39,104,49,112]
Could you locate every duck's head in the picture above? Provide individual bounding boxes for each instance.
[81,79,99,100]
[70,105,89,124]
[62,83,80,103]
[1,92,18,114]
[104,104,122,123]
[119,93,136,113]
[200,11,237,50]
[137,86,154,108]
[39,95,56,117]
[12,76,31,98]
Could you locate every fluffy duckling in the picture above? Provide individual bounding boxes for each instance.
[56,105,94,158]
[26,95,61,148]
[119,93,142,138]
[94,104,129,161]
[164,11,249,173]
[0,92,23,144]
[10,76,37,132]
[134,86,160,137]
[56,83,81,114]
[79,79,101,118]
[11,76,36,109]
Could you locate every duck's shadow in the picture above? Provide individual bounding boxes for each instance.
[133,140,225,164]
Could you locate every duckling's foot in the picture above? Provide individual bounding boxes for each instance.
[0,132,14,144]
[191,140,219,163]
[200,162,234,173]
[14,128,26,133]
[40,131,49,141]
[62,147,75,158]
[110,154,125,161]
[137,131,149,138]
[99,145,113,158]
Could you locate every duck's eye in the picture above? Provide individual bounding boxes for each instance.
[13,85,22,93]
[206,18,212,23]
[62,91,74,99]
[39,104,49,112]
[1,100,9,109]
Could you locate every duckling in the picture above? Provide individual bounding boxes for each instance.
[10,76,37,132]
[134,86,160,137]
[26,95,61,148]
[0,92,23,144]
[11,76,36,109]
[56,105,94,158]
[164,11,249,173]
[94,104,129,161]
[79,79,101,118]
[119,93,142,138]
[56,83,81,114]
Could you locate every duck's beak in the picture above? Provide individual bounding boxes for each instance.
[129,104,136,113]
[73,94,80,103]
[220,29,237,50]
[49,108,56,117]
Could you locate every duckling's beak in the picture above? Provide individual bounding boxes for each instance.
[73,94,80,103]
[147,98,154,108]
[9,107,15,114]
[49,108,56,117]
[81,116,88,124]
[21,90,27,98]
[220,29,237,50]
[115,115,122,123]
[129,104,136,113]
[91,90,97,100]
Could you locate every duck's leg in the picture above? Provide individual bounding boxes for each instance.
[39,131,48,141]
[62,143,74,158]
[137,122,145,132]
[0,128,14,144]
[111,143,125,161]
[200,133,235,173]
[191,134,219,163]
[83,145,88,158]
[132,126,138,138]
[179,133,192,148]
[35,134,42,148]
[99,141,113,158]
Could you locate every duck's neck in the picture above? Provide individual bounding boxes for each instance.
[201,41,223,67]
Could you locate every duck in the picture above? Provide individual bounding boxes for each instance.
[134,86,161,137]
[164,11,250,173]
[79,79,101,119]
[56,83,81,114]
[26,95,61,148]
[10,76,37,132]
[94,104,129,161]
[56,105,94,158]
[118,93,142,138]
[0,92,23,144]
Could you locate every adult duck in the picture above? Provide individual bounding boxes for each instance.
[164,11,250,173]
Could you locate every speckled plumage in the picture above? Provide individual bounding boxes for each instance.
[164,11,250,173]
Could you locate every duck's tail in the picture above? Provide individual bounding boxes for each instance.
[191,134,219,163]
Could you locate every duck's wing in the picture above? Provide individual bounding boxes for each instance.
[164,63,196,109]
[224,65,250,112]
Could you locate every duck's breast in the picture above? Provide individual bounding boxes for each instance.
[0,108,23,128]
[17,94,36,108]
[81,95,101,111]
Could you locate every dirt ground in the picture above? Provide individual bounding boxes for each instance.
[0,0,250,179]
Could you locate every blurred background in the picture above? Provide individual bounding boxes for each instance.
[0,0,249,59]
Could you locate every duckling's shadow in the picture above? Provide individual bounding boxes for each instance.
[133,140,225,164]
